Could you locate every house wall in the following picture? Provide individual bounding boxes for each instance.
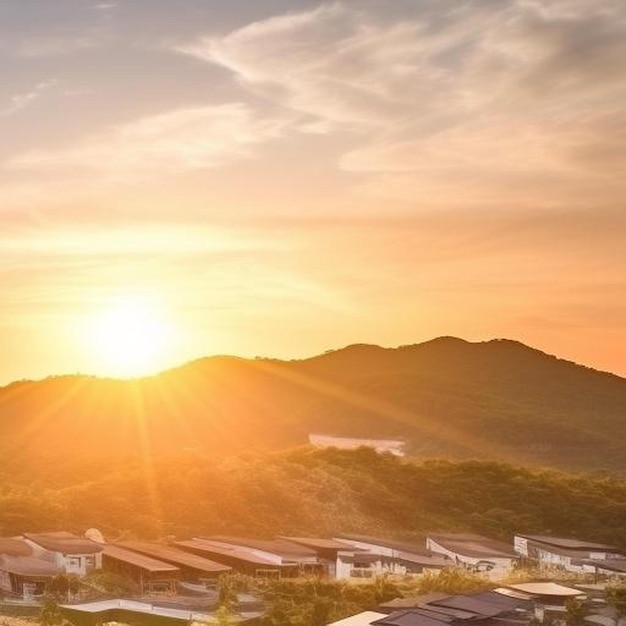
[425,539,513,579]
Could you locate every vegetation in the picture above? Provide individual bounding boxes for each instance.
[0,448,624,549]
[1,337,625,474]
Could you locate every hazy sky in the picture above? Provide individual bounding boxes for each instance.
[1,0,625,382]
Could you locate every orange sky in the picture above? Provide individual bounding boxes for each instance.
[1,0,625,382]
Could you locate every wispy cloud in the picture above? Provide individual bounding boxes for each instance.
[0,79,59,117]
[8,103,292,178]
[181,0,626,210]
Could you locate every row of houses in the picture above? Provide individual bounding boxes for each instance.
[328,581,598,626]
[1,530,624,601]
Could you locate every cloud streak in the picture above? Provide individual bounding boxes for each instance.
[182,0,626,209]
[8,103,292,178]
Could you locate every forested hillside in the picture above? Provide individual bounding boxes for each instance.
[1,337,625,472]
[1,449,625,548]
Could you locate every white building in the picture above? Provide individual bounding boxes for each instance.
[333,534,452,580]
[426,533,517,580]
[513,534,624,573]
[22,532,103,577]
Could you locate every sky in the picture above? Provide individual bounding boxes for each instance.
[1,0,625,382]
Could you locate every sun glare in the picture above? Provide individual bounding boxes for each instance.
[87,297,175,378]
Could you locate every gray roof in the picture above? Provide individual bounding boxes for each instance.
[516,535,621,553]
[428,534,517,559]
[372,609,454,626]
[203,536,318,560]
[335,534,433,556]
[583,559,626,573]
[23,532,103,555]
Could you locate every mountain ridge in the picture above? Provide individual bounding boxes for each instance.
[1,336,625,473]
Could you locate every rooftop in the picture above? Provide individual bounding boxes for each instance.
[0,554,60,577]
[202,536,318,560]
[0,538,33,557]
[115,542,231,574]
[335,534,434,556]
[427,534,517,559]
[23,532,103,555]
[503,583,585,598]
[517,535,621,553]
[175,539,278,567]
[103,544,181,574]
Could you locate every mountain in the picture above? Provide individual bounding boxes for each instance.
[1,337,625,473]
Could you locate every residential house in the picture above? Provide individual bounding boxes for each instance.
[102,544,180,595]
[425,534,517,579]
[22,532,103,577]
[0,538,59,600]
[115,541,231,583]
[513,534,624,573]
[188,536,324,577]
[334,534,453,579]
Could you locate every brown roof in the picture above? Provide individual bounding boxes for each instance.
[23,532,103,555]
[280,536,359,551]
[115,541,231,574]
[427,534,517,559]
[103,545,180,574]
[0,538,33,557]
[204,536,318,560]
[0,555,60,577]
[175,539,278,567]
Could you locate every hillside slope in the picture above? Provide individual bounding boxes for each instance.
[1,337,625,471]
[1,449,625,548]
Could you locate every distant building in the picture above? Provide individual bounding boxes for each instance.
[102,544,180,595]
[308,434,406,456]
[0,538,59,600]
[333,534,452,579]
[425,533,517,579]
[513,534,624,573]
[180,536,323,577]
[22,532,103,577]
[115,541,231,582]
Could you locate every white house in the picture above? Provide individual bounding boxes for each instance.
[426,533,517,580]
[513,534,624,573]
[333,534,452,580]
[22,532,103,577]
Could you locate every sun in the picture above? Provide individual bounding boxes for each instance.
[87,296,175,378]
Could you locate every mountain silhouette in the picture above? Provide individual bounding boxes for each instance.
[1,337,624,472]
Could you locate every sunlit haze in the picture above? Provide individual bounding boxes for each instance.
[1,0,625,383]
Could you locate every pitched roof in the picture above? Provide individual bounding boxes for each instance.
[327,611,388,626]
[583,558,626,573]
[23,532,103,555]
[372,608,455,626]
[335,534,433,556]
[516,535,621,553]
[279,536,358,551]
[428,596,507,618]
[378,594,451,612]
[102,545,180,574]
[115,541,230,574]
[0,538,32,557]
[175,539,278,567]
[504,583,584,597]
[427,534,517,559]
[202,536,318,559]
[0,554,60,577]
